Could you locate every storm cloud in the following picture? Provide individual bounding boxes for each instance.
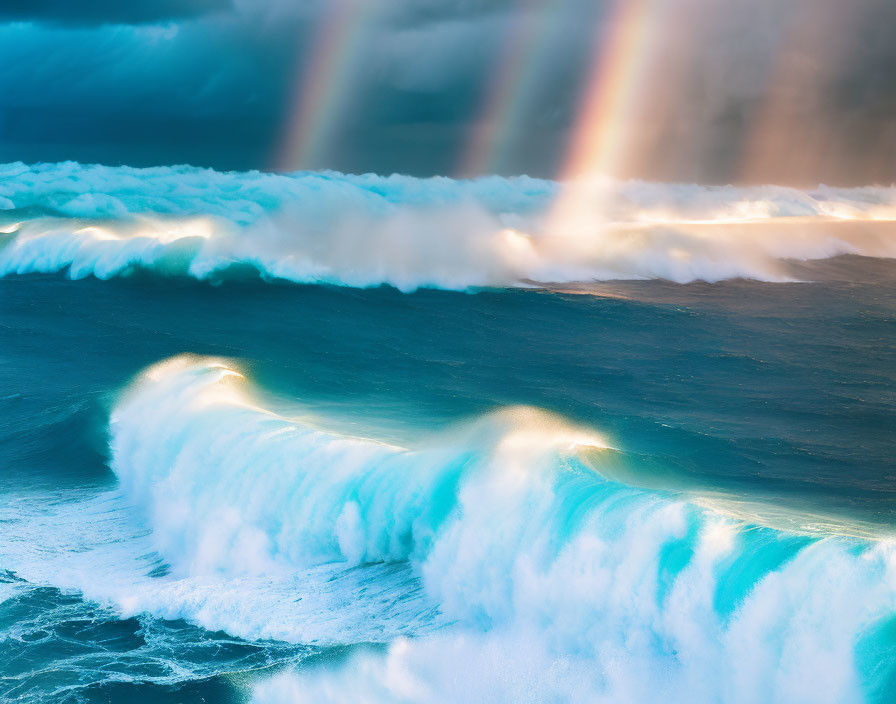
[0,0,234,26]
[0,0,893,185]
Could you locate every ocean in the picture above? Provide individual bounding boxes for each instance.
[0,162,895,703]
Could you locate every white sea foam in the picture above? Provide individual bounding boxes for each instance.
[0,162,894,290]
[0,488,440,645]
[2,356,895,702]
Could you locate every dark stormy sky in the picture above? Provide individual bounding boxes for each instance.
[0,0,894,185]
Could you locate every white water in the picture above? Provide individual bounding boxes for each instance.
[1,162,894,290]
[4,356,894,702]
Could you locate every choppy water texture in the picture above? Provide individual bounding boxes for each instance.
[1,163,895,703]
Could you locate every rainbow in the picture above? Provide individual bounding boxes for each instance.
[548,0,662,234]
[557,0,659,183]
[458,0,564,177]
[275,0,374,172]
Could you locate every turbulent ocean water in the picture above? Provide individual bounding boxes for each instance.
[1,162,895,703]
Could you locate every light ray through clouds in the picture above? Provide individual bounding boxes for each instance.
[275,0,377,172]
[557,0,659,183]
[458,0,564,178]
[738,1,855,186]
[547,0,663,238]
[0,0,893,181]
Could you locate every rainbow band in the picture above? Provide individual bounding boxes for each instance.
[458,0,564,177]
[548,0,661,236]
[558,0,659,183]
[276,0,373,172]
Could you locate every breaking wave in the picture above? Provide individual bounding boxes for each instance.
[0,162,894,291]
[4,356,891,702]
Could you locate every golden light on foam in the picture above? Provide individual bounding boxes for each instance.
[0,222,21,234]
[139,355,274,416]
[73,218,216,246]
[497,226,547,278]
[577,190,896,232]
[601,212,896,243]
[814,203,896,222]
[139,218,214,244]
[141,356,242,385]
[496,429,607,462]
[490,406,608,457]
[75,226,119,241]
[500,227,533,250]
[867,208,896,222]
[138,356,409,451]
[493,425,608,488]
[193,379,273,414]
[210,367,245,380]
[142,354,211,382]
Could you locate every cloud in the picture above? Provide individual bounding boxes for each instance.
[0,0,892,184]
[0,0,233,26]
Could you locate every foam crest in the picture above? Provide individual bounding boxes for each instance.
[3,356,895,701]
[1,162,894,290]
[110,356,601,574]
[109,357,896,703]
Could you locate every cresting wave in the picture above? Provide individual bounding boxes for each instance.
[110,356,607,573]
[101,357,896,702]
[1,162,895,290]
[2,356,896,700]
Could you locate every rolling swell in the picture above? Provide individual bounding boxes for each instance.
[105,356,896,703]
[2,163,896,291]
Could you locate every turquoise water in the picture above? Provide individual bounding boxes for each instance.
[1,164,895,703]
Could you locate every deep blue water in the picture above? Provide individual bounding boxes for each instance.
[1,164,896,703]
[1,260,894,703]
[3,261,894,522]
